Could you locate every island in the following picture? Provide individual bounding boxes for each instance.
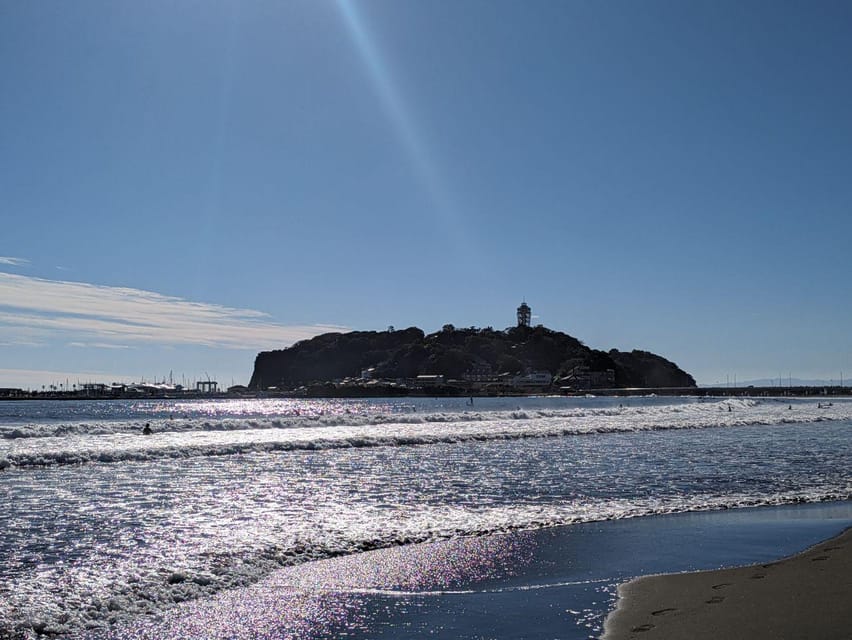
[248,320,696,397]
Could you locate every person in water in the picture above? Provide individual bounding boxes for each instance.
[142,423,152,435]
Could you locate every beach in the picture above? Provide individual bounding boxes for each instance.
[1,396,850,638]
[89,501,852,639]
[603,526,852,640]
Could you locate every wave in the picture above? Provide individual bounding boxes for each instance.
[0,398,765,440]
[3,489,849,640]
[1,398,850,470]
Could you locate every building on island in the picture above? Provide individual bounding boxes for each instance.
[558,365,615,390]
[517,301,531,327]
[415,374,445,387]
[510,371,553,389]
[462,362,495,383]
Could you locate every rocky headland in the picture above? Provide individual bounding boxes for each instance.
[249,324,695,395]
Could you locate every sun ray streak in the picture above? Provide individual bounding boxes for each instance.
[334,1,476,259]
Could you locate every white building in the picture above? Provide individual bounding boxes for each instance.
[511,371,552,388]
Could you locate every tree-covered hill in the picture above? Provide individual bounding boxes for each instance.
[248,325,695,391]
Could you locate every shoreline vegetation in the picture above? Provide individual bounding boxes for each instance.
[602,526,852,639]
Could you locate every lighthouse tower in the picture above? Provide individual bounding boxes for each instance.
[517,301,531,328]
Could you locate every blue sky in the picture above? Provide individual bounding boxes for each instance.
[2,0,851,389]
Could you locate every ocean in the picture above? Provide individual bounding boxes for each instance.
[1,395,850,639]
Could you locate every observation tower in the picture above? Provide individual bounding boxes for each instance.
[517,301,531,327]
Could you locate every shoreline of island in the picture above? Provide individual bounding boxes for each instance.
[3,385,851,401]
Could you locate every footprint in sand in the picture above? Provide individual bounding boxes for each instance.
[631,623,655,632]
[811,555,829,562]
[651,608,677,616]
[705,595,725,604]
[749,573,766,579]
[711,583,732,590]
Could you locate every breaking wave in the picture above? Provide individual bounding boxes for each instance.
[1,398,850,470]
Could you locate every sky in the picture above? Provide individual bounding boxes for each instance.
[2,0,852,389]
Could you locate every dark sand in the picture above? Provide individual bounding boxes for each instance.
[603,527,852,640]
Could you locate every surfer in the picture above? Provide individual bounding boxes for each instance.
[142,423,153,435]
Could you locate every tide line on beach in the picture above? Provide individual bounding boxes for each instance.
[602,527,852,640]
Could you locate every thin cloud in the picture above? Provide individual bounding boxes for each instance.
[0,273,345,350]
[68,342,134,350]
[0,339,46,347]
[0,256,29,266]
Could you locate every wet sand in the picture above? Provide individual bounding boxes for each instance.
[603,527,852,640]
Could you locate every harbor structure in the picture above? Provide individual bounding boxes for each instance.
[196,380,219,393]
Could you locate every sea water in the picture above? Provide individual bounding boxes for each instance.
[0,395,850,638]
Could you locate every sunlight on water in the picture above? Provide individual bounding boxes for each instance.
[0,396,850,637]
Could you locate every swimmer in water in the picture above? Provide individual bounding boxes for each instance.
[142,423,152,435]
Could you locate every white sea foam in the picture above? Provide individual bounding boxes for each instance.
[4,489,849,639]
[0,398,849,469]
